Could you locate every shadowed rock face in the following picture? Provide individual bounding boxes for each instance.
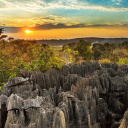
[0,62,128,128]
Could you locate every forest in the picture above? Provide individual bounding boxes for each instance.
[1,28,128,88]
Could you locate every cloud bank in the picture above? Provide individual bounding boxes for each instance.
[0,0,128,11]
[2,23,128,33]
[0,0,128,37]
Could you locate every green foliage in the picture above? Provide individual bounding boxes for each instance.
[62,42,76,50]
[0,86,2,90]
[63,45,78,64]
[93,50,102,60]
[92,43,105,51]
[76,40,91,55]
[98,58,111,64]
[62,40,93,62]
[0,86,3,90]
[121,41,128,46]
[0,39,64,84]
[1,31,128,87]
[117,58,128,65]
[26,45,64,71]
[75,40,92,61]
[92,42,118,61]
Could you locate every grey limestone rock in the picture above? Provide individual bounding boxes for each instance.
[0,62,128,128]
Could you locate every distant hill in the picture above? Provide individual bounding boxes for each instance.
[36,37,128,46]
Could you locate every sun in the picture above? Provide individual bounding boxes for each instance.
[25,30,31,34]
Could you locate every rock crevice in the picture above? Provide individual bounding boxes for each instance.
[0,62,128,128]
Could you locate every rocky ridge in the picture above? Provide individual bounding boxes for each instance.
[0,62,128,128]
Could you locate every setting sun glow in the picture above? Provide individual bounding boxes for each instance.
[25,30,31,34]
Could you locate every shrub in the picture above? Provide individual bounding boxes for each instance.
[117,58,128,65]
[75,40,92,61]
[0,86,3,90]
[98,58,111,64]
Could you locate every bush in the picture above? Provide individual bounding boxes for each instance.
[75,40,92,61]
[0,86,3,90]
[0,40,64,83]
[117,58,128,65]
[98,58,111,64]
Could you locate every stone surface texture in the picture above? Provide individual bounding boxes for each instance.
[0,62,128,128]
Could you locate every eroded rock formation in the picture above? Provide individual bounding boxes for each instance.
[0,62,128,128]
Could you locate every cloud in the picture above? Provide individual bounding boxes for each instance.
[34,23,128,30]
[0,2,6,8]
[1,26,22,33]
[34,23,86,30]
[33,15,63,22]
[0,0,128,12]
[0,15,69,28]
[2,23,128,33]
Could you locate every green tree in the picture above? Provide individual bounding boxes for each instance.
[75,40,92,61]
[0,38,64,85]
[25,44,64,71]
[63,45,78,64]
[93,50,102,60]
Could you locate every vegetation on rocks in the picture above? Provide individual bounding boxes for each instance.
[1,28,128,87]
[98,58,111,64]
[0,28,128,128]
[0,28,64,86]
[64,40,128,65]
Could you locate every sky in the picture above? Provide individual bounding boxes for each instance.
[0,0,128,39]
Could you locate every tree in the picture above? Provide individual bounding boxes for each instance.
[75,40,92,61]
[93,50,102,60]
[25,45,64,71]
[63,45,78,64]
[0,39,65,84]
[122,41,128,46]
[0,28,7,40]
[0,35,8,40]
[92,43,105,51]
[8,37,14,41]
[0,28,4,35]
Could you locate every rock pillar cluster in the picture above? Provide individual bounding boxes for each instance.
[0,62,128,128]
